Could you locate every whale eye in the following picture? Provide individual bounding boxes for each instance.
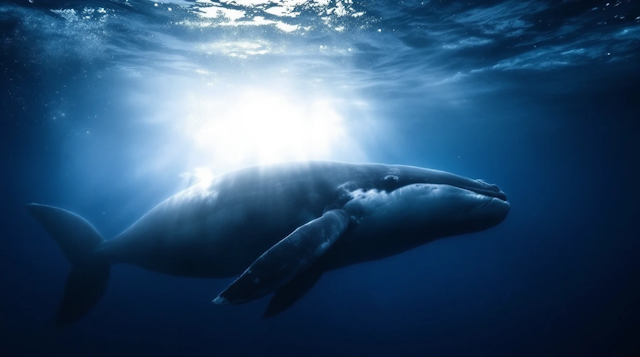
[383,175,399,184]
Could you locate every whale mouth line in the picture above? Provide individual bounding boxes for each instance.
[457,185,508,202]
[469,196,511,217]
[403,183,508,202]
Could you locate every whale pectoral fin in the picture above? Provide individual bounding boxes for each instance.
[213,209,349,305]
[263,262,325,318]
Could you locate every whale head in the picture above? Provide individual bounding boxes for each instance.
[393,182,510,235]
[341,166,510,256]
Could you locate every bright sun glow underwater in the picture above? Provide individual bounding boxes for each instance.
[184,89,347,166]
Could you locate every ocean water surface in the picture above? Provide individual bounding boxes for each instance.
[1,0,639,356]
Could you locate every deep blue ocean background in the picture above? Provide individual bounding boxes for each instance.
[1,0,639,356]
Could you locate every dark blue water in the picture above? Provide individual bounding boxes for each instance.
[2,0,639,356]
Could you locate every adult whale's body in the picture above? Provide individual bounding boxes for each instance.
[28,161,510,325]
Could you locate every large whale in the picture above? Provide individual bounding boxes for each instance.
[28,161,510,325]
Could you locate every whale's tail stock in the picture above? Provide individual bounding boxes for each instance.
[27,203,110,326]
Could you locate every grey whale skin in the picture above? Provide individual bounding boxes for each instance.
[28,161,510,325]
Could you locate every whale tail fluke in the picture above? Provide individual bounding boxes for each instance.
[27,204,110,326]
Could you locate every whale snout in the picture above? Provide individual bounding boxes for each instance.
[476,196,510,225]
[470,179,508,202]
[429,183,510,232]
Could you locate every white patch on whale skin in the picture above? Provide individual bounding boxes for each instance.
[316,240,332,256]
[343,187,418,218]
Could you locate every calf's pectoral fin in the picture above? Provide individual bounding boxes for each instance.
[213,209,350,305]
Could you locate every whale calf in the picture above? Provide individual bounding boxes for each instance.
[28,161,510,325]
